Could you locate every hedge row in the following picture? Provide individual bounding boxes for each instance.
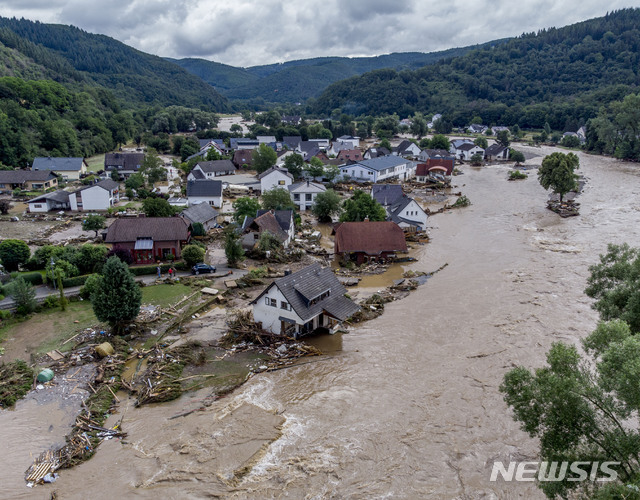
[128,262,188,276]
[9,272,43,286]
[61,274,93,288]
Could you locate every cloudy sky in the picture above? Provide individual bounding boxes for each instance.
[1,0,639,67]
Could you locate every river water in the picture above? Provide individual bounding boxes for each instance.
[4,146,640,499]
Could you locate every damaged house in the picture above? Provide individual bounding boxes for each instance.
[251,262,360,337]
[241,209,295,250]
[334,221,408,265]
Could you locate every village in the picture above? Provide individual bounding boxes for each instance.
[0,114,561,489]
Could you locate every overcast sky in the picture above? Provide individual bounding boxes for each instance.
[1,1,639,67]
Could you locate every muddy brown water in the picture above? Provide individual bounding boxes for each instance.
[3,146,640,498]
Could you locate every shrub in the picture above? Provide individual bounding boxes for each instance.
[129,264,173,276]
[509,170,528,180]
[451,195,471,208]
[0,239,30,271]
[42,295,60,309]
[106,247,133,265]
[9,277,36,316]
[182,245,205,267]
[61,274,92,288]
[191,222,206,237]
[80,273,101,299]
[14,271,43,286]
[0,309,11,320]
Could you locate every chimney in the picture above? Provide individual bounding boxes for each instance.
[364,217,370,222]
[284,269,292,276]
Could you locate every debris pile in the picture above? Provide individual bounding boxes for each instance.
[547,200,580,217]
[0,360,35,408]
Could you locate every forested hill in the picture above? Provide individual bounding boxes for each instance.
[312,8,640,130]
[170,44,503,103]
[0,17,228,111]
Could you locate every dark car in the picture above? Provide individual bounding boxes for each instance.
[191,263,216,275]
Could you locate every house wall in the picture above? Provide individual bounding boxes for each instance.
[187,195,222,208]
[340,165,378,182]
[394,200,428,230]
[28,201,51,212]
[253,286,302,335]
[290,189,321,211]
[261,171,292,192]
[80,185,112,211]
[338,250,398,266]
[26,178,57,191]
[111,240,183,264]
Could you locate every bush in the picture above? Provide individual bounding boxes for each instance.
[42,295,60,309]
[12,271,43,286]
[509,170,528,180]
[451,195,471,208]
[80,273,102,299]
[9,277,36,316]
[106,247,133,265]
[129,264,173,276]
[182,245,205,267]
[0,239,30,271]
[191,222,206,237]
[0,309,11,320]
[61,274,92,288]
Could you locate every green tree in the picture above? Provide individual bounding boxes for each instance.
[470,153,483,166]
[91,256,142,334]
[55,267,67,311]
[125,172,145,191]
[538,152,579,203]
[230,123,243,134]
[410,113,428,138]
[324,164,341,184]
[312,189,342,222]
[561,135,581,148]
[474,136,488,149]
[9,277,36,316]
[585,243,640,333]
[0,199,12,214]
[305,157,325,179]
[252,144,277,174]
[283,153,305,179]
[340,190,387,222]
[257,231,282,253]
[430,134,450,151]
[501,320,640,498]
[261,187,296,211]
[378,138,392,151]
[224,225,245,267]
[232,197,261,224]
[510,149,526,165]
[205,147,221,161]
[0,239,30,271]
[181,245,205,267]
[496,130,510,147]
[82,214,106,238]
[142,197,175,217]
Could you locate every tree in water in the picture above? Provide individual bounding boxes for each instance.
[537,152,579,203]
[91,256,142,334]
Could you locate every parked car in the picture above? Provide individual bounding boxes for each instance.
[191,263,216,275]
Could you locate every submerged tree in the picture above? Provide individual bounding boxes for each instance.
[537,152,579,203]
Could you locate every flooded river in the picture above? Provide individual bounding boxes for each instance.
[4,146,640,498]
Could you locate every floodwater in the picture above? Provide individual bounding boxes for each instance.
[5,146,640,498]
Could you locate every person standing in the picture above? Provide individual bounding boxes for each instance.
[157,265,161,278]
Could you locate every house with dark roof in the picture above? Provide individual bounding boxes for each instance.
[371,185,428,232]
[363,146,391,159]
[467,124,488,134]
[251,262,360,337]
[336,135,360,149]
[392,140,421,158]
[230,138,259,150]
[484,144,510,161]
[104,152,145,178]
[298,141,321,161]
[104,216,190,264]
[32,157,88,180]
[340,156,412,182]
[418,148,454,162]
[0,170,58,192]
[281,115,301,126]
[415,158,455,181]
[241,209,295,250]
[69,179,120,211]
[452,143,485,161]
[282,136,302,151]
[186,179,223,207]
[187,160,236,180]
[27,190,71,212]
[181,203,220,231]
[336,149,363,162]
[334,221,408,265]
[232,150,253,169]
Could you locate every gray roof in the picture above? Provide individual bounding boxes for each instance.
[187,179,223,197]
[422,149,453,158]
[458,143,483,151]
[485,144,508,155]
[104,152,145,171]
[352,156,408,172]
[28,190,70,204]
[0,170,58,183]
[32,157,85,172]
[75,178,119,194]
[371,184,404,206]
[288,181,326,194]
[283,136,302,149]
[190,169,206,180]
[256,209,294,231]
[195,160,236,173]
[257,166,293,181]
[181,203,219,224]
[253,263,360,323]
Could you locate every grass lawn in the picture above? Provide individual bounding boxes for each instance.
[85,153,105,173]
[141,284,195,308]
[0,301,102,359]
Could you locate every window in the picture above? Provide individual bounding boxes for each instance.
[294,194,300,201]
[280,301,290,310]
[305,194,312,201]
[265,297,277,307]
[278,180,285,185]
[33,204,42,208]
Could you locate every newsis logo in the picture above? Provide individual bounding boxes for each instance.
[490,461,620,483]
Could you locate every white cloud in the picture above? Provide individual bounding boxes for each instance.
[1,0,639,66]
